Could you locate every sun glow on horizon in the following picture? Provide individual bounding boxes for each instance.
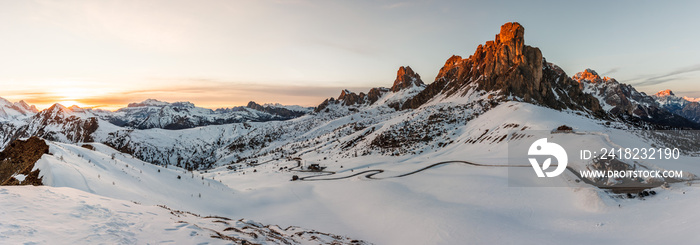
[56,101,87,108]
[26,85,120,110]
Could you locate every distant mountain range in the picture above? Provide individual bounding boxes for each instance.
[1,98,312,129]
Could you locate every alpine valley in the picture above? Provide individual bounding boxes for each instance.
[2,23,700,244]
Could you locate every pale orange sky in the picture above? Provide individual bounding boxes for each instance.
[2,78,373,110]
[1,0,699,110]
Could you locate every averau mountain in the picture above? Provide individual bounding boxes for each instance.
[401,22,604,114]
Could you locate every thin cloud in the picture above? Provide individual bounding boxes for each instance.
[632,64,700,86]
[601,67,620,76]
[383,2,413,9]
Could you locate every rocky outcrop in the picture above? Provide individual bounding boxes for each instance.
[367,87,389,104]
[337,90,366,106]
[314,66,424,112]
[18,104,99,144]
[573,69,659,117]
[0,137,48,186]
[401,22,604,116]
[391,66,424,92]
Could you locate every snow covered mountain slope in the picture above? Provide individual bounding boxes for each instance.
[0,186,367,245]
[0,98,40,150]
[6,104,700,244]
[105,99,309,130]
[0,98,310,133]
[1,140,369,244]
[653,89,700,123]
[574,69,699,128]
[0,100,311,158]
[0,97,37,122]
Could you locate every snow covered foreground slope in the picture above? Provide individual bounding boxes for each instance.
[0,186,367,245]
[5,101,700,244]
[2,141,367,244]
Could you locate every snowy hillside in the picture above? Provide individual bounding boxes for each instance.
[1,140,369,244]
[0,186,367,245]
[3,107,700,244]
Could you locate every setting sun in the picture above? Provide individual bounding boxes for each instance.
[56,100,86,108]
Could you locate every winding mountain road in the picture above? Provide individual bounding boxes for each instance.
[292,160,681,194]
[295,160,532,181]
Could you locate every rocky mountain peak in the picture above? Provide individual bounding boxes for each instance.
[401,22,603,116]
[466,21,535,74]
[337,89,366,106]
[46,103,69,113]
[391,66,424,92]
[16,100,38,113]
[35,103,80,121]
[0,98,39,119]
[573,69,615,84]
[246,101,262,108]
[494,22,525,63]
[655,89,675,97]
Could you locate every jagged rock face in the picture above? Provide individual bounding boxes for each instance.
[572,69,612,84]
[391,66,424,92]
[402,22,604,116]
[337,90,366,106]
[656,89,674,97]
[20,104,99,144]
[314,65,427,112]
[314,98,333,113]
[438,22,544,97]
[575,71,699,128]
[680,102,700,123]
[367,87,389,104]
[0,137,48,186]
[574,69,658,116]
